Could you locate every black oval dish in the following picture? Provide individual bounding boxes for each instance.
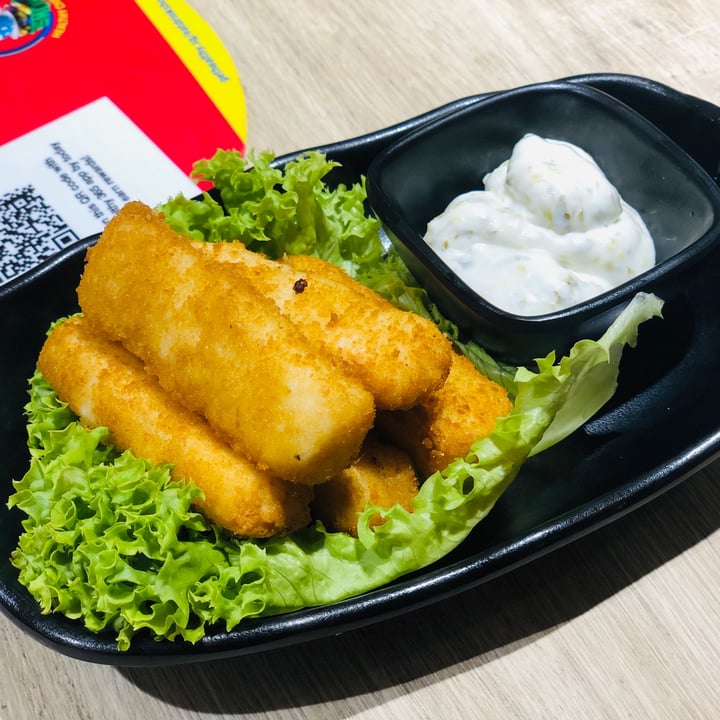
[1,74,720,666]
[366,80,720,363]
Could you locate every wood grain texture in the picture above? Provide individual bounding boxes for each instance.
[2,2,719,718]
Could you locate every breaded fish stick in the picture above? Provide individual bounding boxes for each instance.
[198,242,453,410]
[38,317,312,537]
[376,351,513,477]
[77,202,375,484]
[311,435,419,536]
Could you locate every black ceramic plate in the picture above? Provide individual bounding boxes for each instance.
[1,74,719,666]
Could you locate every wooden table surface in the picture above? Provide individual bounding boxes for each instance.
[2,1,719,718]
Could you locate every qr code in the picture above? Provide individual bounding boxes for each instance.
[0,185,79,285]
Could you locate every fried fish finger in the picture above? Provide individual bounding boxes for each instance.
[376,351,513,477]
[77,202,375,484]
[311,435,419,536]
[38,316,312,537]
[198,242,453,410]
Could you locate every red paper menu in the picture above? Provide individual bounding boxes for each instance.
[0,0,247,288]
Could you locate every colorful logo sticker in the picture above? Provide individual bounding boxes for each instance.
[0,0,67,56]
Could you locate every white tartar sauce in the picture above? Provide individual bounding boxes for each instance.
[424,133,655,315]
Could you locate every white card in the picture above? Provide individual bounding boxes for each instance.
[0,97,199,286]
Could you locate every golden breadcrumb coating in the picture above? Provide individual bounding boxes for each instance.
[198,242,453,410]
[311,435,419,536]
[77,202,375,485]
[38,316,312,538]
[376,351,513,477]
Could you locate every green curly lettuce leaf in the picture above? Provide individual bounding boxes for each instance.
[8,150,663,649]
[160,149,384,276]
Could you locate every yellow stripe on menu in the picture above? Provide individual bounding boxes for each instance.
[134,0,248,144]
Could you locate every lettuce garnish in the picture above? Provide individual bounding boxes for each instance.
[8,151,663,650]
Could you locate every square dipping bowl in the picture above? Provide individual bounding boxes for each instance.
[366,80,720,364]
